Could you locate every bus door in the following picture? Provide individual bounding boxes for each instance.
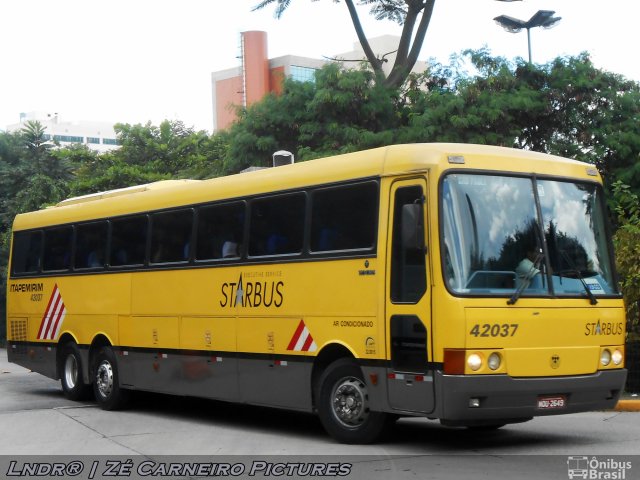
[386,178,434,413]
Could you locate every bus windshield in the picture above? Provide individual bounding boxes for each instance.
[442,173,618,298]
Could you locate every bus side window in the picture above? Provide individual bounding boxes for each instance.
[310,182,378,253]
[249,194,305,257]
[11,231,43,275]
[150,209,193,264]
[43,227,73,272]
[391,186,427,303]
[75,221,108,269]
[110,215,148,267]
[196,202,245,261]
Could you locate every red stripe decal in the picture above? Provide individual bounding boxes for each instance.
[44,294,63,339]
[37,284,58,339]
[48,305,66,340]
[302,333,314,352]
[287,320,306,351]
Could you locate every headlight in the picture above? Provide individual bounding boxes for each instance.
[612,349,623,366]
[488,352,502,370]
[600,349,611,367]
[467,353,483,371]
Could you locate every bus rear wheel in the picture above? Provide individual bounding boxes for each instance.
[60,342,91,401]
[316,358,389,444]
[93,346,129,410]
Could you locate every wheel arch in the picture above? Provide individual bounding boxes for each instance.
[56,332,81,380]
[88,333,114,383]
[311,342,356,409]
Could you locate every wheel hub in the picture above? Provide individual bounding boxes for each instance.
[95,361,114,399]
[332,377,369,427]
[64,354,78,390]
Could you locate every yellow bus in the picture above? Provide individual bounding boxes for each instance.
[6,144,627,443]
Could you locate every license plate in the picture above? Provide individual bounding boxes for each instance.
[537,395,567,410]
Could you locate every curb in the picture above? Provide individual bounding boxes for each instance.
[614,399,640,412]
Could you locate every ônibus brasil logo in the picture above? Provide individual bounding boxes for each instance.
[567,456,632,479]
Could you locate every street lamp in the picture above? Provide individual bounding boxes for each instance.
[494,10,562,63]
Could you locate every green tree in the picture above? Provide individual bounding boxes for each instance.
[398,50,640,192]
[0,121,75,216]
[70,153,170,197]
[113,120,226,177]
[223,52,640,186]
[21,120,53,161]
[0,131,24,228]
[113,120,207,175]
[612,181,640,338]
[253,0,435,88]
[70,121,227,196]
[398,51,529,146]
[0,131,24,345]
[224,63,401,172]
[540,54,640,185]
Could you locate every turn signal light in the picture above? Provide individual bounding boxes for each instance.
[444,349,466,374]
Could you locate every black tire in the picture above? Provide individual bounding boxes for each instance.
[92,346,130,410]
[59,342,92,401]
[316,358,389,444]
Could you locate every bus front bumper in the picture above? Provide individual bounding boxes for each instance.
[437,369,627,426]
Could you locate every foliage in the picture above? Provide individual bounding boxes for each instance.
[113,120,217,176]
[612,181,640,337]
[224,63,401,172]
[223,52,640,195]
[0,121,75,218]
[69,120,227,197]
[397,50,640,185]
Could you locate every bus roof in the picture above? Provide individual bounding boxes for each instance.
[12,143,600,231]
[55,179,202,207]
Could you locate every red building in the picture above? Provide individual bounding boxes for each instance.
[211,31,427,131]
[211,31,326,131]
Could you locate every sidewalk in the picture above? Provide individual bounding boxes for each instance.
[615,394,640,412]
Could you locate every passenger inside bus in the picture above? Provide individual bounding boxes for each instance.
[515,247,543,289]
[222,241,239,258]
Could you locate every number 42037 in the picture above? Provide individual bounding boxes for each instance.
[469,323,519,338]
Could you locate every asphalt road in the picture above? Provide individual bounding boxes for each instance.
[1,348,639,479]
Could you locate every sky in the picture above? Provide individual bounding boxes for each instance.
[1,0,638,133]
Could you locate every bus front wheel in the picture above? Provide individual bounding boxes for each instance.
[93,346,129,410]
[316,358,389,444]
[60,342,91,401]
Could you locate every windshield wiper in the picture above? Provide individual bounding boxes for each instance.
[560,250,598,305]
[507,251,544,306]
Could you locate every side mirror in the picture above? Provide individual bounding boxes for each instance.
[401,203,425,252]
